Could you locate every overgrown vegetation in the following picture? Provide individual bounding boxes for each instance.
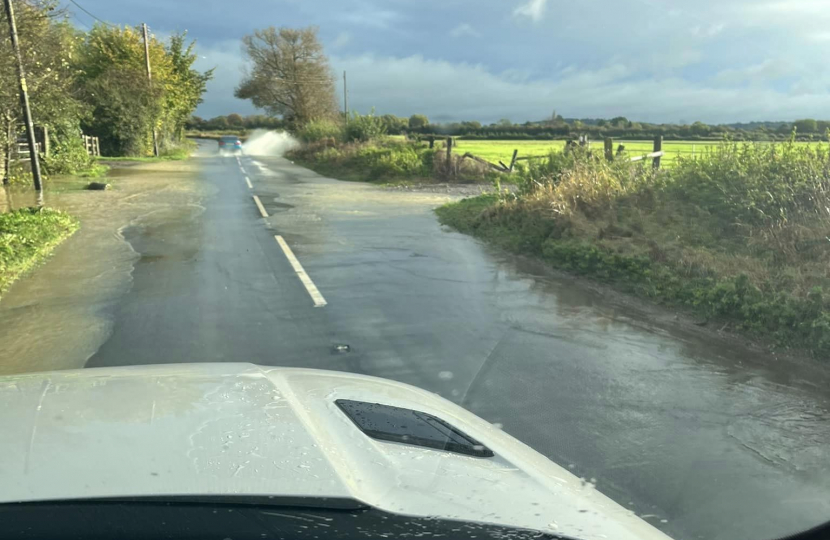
[288,111,504,183]
[290,138,437,182]
[287,112,504,183]
[77,25,212,157]
[0,208,79,297]
[437,140,830,357]
[1,1,211,184]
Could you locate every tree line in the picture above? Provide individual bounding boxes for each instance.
[408,116,830,142]
[1,0,212,179]
[225,24,827,145]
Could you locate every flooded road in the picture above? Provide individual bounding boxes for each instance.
[2,141,830,540]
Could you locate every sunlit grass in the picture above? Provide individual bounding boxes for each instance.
[453,139,826,168]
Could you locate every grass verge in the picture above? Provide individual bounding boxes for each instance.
[0,208,79,298]
[437,142,830,358]
[288,138,506,184]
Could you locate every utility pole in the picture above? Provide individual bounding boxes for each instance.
[142,23,159,157]
[3,0,42,192]
[343,70,348,127]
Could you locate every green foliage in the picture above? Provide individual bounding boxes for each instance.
[345,110,387,142]
[235,27,338,124]
[289,140,433,182]
[794,119,818,133]
[42,121,93,175]
[0,3,89,171]
[409,114,429,129]
[0,208,79,297]
[76,25,212,156]
[297,119,344,143]
[380,115,409,135]
[668,141,830,231]
[436,139,830,358]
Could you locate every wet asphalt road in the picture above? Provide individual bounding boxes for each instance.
[82,142,830,540]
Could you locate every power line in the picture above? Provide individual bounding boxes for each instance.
[69,13,89,29]
[67,0,115,27]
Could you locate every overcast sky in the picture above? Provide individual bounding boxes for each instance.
[66,0,830,124]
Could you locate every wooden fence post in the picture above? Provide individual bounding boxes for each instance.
[446,137,453,175]
[653,135,663,169]
[40,126,49,158]
[604,137,613,161]
[509,149,519,172]
[428,136,435,149]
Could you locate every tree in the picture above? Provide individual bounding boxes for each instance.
[1,1,89,176]
[235,26,338,125]
[610,116,628,127]
[497,118,512,127]
[227,113,244,127]
[207,116,228,130]
[76,25,212,156]
[690,121,709,136]
[380,114,407,135]
[162,32,213,142]
[794,119,818,133]
[409,114,429,129]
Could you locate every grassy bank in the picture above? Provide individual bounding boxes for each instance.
[287,138,492,184]
[437,141,830,357]
[0,208,79,298]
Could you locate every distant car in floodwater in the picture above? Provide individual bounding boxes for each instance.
[218,135,243,153]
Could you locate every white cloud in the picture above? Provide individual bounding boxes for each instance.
[450,23,480,38]
[712,59,793,87]
[332,32,352,49]
[342,2,400,29]
[513,0,549,22]
[332,53,830,123]
[690,23,725,38]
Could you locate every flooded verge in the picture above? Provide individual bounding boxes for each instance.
[0,160,205,375]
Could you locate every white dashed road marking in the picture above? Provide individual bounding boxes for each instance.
[252,195,268,218]
[274,235,327,307]
[245,176,253,189]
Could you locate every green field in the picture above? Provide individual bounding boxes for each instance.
[453,140,717,167]
[451,139,827,168]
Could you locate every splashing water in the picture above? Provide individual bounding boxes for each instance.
[243,129,299,157]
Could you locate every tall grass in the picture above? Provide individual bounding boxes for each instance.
[438,141,830,356]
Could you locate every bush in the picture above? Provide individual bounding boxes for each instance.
[368,144,427,179]
[297,119,343,143]
[288,139,434,182]
[345,111,387,142]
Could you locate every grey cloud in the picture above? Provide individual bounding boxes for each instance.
[450,24,480,38]
[74,0,830,122]
[333,53,830,123]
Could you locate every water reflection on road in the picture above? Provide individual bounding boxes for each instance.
[1,148,829,540]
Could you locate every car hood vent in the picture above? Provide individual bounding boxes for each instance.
[335,399,494,458]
